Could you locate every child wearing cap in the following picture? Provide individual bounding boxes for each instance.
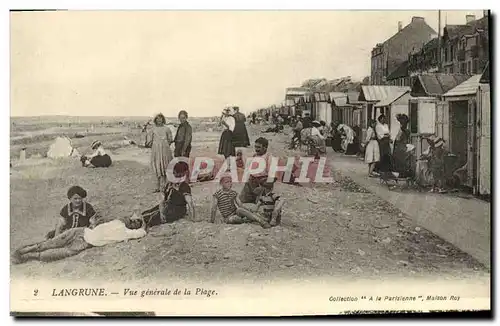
[45,185,98,239]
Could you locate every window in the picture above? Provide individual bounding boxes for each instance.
[467,61,472,74]
[460,63,466,74]
[445,47,449,62]
[410,101,418,134]
[450,66,454,73]
[472,59,478,74]
[450,45,454,59]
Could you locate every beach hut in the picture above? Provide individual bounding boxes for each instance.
[313,92,330,124]
[477,63,490,196]
[442,74,485,193]
[358,85,410,140]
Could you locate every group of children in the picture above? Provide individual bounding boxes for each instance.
[12,146,284,264]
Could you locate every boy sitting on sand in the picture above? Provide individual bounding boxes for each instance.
[236,178,284,228]
[211,175,283,229]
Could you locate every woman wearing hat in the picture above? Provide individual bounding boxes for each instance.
[81,140,112,168]
[218,107,236,159]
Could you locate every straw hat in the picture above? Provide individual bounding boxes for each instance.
[91,140,102,149]
[433,137,445,148]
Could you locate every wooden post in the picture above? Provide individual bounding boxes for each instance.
[19,148,26,161]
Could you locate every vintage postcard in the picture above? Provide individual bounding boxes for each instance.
[9,9,491,316]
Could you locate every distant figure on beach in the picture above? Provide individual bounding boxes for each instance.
[148,113,174,193]
[81,140,112,168]
[173,110,193,158]
[232,107,250,148]
[45,186,98,240]
[218,107,236,160]
[12,213,146,264]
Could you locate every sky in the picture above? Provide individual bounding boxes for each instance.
[10,10,486,117]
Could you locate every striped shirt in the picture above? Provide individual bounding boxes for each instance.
[214,189,238,219]
[257,192,280,219]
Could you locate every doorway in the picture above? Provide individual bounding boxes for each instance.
[449,100,469,168]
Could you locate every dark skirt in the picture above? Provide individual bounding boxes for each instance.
[393,141,409,174]
[232,122,250,147]
[218,130,236,158]
[141,204,186,227]
[377,138,392,172]
[90,154,112,168]
[331,136,343,152]
[174,143,191,158]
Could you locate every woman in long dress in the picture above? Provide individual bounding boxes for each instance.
[149,113,174,193]
[362,120,380,177]
[218,107,236,159]
[232,107,250,148]
[392,114,411,177]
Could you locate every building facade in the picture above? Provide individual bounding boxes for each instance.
[441,12,489,75]
[371,16,437,85]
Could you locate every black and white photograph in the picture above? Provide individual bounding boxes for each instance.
[8,8,491,316]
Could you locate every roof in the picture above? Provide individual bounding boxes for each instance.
[443,16,489,41]
[329,92,348,106]
[414,74,470,96]
[480,62,490,83]
[359,85,410,102]
[443,75,482,97]
[386,60,409,80]
[375,90,410,107]
[346,91,360,104]
[286,87,310,96]
[384,17,436,48]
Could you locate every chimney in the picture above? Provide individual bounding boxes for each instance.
[466,15,476,24]
[398,21,403,32]
[411,16,425,23]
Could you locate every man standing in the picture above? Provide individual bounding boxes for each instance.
[239,137,273,204]
[232,107,250,148]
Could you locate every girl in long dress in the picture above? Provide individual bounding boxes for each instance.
[218,107,236,159]
[149,113,174,193]
[362,120,380,177]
